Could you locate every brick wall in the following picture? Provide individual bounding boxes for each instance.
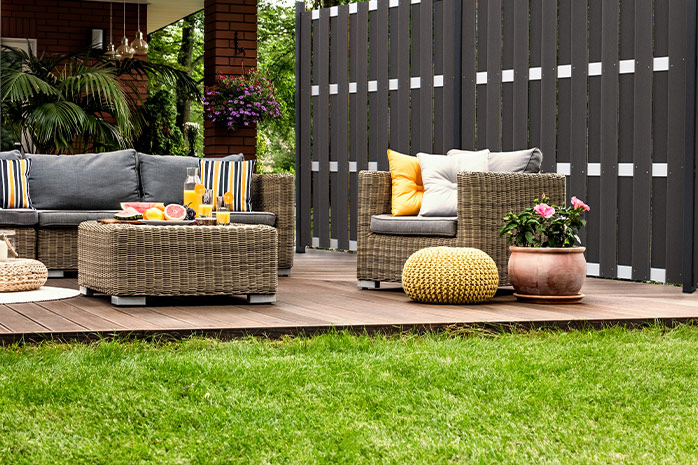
[1,0,147,101]
[203,0,258,159]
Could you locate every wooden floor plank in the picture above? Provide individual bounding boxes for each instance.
[0,249,695,340]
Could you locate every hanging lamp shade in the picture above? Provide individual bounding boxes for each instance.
[105,2,122,59]
[132,1,148,55]
[116,0,135,58]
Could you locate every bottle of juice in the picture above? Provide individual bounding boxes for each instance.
[183,167,202,214]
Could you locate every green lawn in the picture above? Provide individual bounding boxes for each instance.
[1,327,698,464]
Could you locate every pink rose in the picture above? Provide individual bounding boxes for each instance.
[571,196,590,211]
[534,203,556,219]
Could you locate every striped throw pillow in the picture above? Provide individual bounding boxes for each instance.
[0,159,32,209]
[199,159,256,212]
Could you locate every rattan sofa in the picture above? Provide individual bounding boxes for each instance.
[0,150,294,277]
[356,170,566,287]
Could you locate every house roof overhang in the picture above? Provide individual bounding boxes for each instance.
[85,0,204,33]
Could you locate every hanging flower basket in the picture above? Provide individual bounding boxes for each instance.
[202,69,282,131]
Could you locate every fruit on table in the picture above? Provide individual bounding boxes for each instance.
[120,202,164,214]
[164,204,187,221]
[185,207,196,220]
[143,207,165,221]
[114,206,142,220]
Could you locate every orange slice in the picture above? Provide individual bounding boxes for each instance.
[223,191,234,204]
[194,184,206,195]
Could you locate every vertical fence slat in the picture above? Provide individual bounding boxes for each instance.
[599,0,619,278]
[486,0,502,150]
[389,4,399,154]
[512,0,528,149]
[330,12,338,247]
[500,1,514,151]
[311,14,320,246]
[632,0,653,280]
[540,0,557,173]
[317,10,330,248]
[569,0,588,247]
[433,0,444,154]
[355,2,369,174]
[336,6,349,250]
[556,0,571,170]
[461,0,476,149]
[410,2,421,153]
[349,8,358,245]
[441,0,460,152]
[666,0,687,283]
[476,0,488,149]
[396,0,410,153]
[528,0,542,150]
[297,6,312,251]
[419,0,433,152]
[376,0,389,169]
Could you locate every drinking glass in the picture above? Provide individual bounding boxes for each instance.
[198,189,214,217]
[216,207,231,225]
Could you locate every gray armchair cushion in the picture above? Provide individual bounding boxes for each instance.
[27,150,139,209]
[228,211,276,226]
[0,150,21,160]
[370,214,457,237]
[38,210,118,227]
[137,153,245,204]
[0,208,38,226]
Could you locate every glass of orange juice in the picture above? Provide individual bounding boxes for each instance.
[216,208,231,225]
[198,189,214,217]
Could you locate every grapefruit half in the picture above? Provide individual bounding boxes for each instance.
[164,204,187,221]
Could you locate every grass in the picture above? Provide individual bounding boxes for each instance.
[1,326,698,464]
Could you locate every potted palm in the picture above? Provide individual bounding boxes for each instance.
[500,195,590,303]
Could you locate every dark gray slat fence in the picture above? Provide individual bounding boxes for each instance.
[376,0,390,170]
[500,1,514,152]
[335,6,350,250]
[294,0,698,291]
[396,0,410,154]
[296,7,312,253]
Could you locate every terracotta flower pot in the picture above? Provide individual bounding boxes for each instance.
[508,246,586,303]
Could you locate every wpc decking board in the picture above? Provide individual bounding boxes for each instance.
[0,249,696,342]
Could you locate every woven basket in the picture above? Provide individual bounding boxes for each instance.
[402,247,499,304]
[0,258,48,292]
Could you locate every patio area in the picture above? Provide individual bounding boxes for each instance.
[0,248,695,343]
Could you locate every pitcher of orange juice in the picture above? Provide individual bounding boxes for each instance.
[183,167,202,214]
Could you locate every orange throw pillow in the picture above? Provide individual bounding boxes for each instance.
[387,149,424,216]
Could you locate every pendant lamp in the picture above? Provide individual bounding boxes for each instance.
[132,0,148,55]
[105,2,122,59]
[116,0,135,58]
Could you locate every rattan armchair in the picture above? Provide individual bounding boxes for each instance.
[356,170,566,287]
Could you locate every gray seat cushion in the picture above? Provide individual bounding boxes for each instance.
[0,150,21,160]
[137,153,245,205]
[0,208,38,226]
[370,214,457,237]
[38,210,118,227]
[228,211,276,227]
[27,150,140,210]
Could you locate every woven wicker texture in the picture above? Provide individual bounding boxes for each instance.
[402,247,498,304]
[251,173,294,270]
[0,258,48,292]
[38,228,78,270]
[357,170,566,286]
[0,227,37,259]
[78,221,277,297]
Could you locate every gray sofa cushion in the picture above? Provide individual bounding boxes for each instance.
[228,211,276,226]
[488,148,543,173]
[137,153,245,204]
[0,208,38,226]
[0,150,20,160]
[38,210,118,227]
[370,214,457,237]
[27,150,139,209]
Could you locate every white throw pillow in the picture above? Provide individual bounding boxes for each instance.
[448,147,542,173]
[417,151,489,216]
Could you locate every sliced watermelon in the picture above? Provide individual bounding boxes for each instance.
[120,202,164,214]
[115,206,143,220]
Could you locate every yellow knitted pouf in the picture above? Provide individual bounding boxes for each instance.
[402,247,499,304]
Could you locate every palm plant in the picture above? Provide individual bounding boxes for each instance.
[1,44,199,154]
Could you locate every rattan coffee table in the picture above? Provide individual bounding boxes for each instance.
[77,221,278,306]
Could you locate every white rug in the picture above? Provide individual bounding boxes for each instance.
[0,286,81,304]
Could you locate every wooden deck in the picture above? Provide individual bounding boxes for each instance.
[0,249,696,342]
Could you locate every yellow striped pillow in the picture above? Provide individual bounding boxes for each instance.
[0,159,32,209]
[199,159,256,212]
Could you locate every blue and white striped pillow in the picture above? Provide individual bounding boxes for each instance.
[0,159,32,209]
[199,159,256,212]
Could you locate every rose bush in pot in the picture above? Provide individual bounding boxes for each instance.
[499,195,590,303]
